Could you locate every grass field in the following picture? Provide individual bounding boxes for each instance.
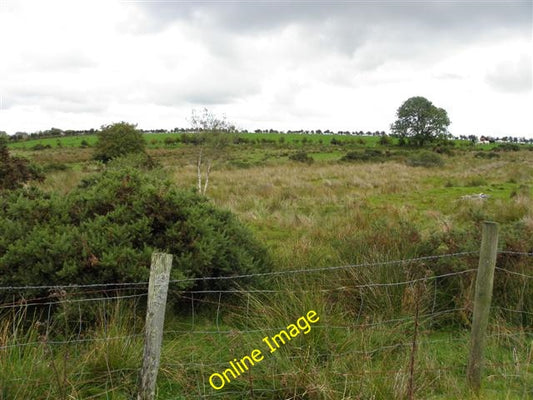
[7,132,515,151]
[2,134,532,399]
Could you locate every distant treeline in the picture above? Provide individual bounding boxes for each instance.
[2,127,532,145]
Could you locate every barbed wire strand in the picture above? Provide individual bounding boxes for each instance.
[495,267,533,279]
[0,292,147,310]
[0,251,478,292]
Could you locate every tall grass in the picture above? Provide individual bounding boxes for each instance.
[1,145,532,398]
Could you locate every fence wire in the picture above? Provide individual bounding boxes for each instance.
[1,250,531,398]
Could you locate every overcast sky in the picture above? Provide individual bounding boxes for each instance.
[1,0,532,137]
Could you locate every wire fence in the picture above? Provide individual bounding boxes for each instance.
[0,249,531,399]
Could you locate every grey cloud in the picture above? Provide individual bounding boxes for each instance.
[132,1,532,75]
[135,1,531,32]
[485,55,533,93]
[134,1,531,41]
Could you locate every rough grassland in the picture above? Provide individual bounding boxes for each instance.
[2,136,532,399]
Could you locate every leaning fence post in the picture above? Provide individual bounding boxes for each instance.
[467,221,498,394]
[138,252,173,400]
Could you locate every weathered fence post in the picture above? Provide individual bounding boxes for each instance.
[467,221,498,394]
[138,252,173,400]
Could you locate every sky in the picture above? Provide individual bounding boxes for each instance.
[0,0,532,138]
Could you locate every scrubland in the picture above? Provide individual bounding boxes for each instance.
[2,137,532,399]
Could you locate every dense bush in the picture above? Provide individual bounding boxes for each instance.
[289,151,314,164]
[0,137,44,190]
[493,143,520,152]
[0,168,271,304]
[32,143,52,151]
[233,136,251,145]
[406,151,444,167]
[106,153,159,170]
[180,133,205,145]
[433,145,454,155]
[163,136,180,146]
[341,149,384,162]
[93,122,146,162]
[378,135,392,145]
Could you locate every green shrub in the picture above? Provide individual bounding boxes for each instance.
[93,122,146,162]
[341,149,383,162]
[163,136,180,146]
[289,152,314,163]
[493,143,520,152]
[406,151,444,167]
[0,168,271,304]
[0,137,44,190]
[106,153,159,170]
[32,143,52,151]
[378,135,392,145]
[433,145,454,155]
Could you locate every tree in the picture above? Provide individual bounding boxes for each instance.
[190,108,235,196]
[0,136,44,190]
[390,96,450,147]
[93,122,146,162]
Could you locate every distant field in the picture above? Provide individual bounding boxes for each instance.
[7,135,99,149]
[8,132,519,151]
[8,132,385,148]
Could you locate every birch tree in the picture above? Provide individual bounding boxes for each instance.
[190,108,234,196]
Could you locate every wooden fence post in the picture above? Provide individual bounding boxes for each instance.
[138,252,173,400]
[467,221,498,394]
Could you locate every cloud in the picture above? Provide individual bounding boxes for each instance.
[136,1,531,32]
[134,1,531,45]
[485,55,532,93]
[131,0,532,80]
[1,0,531,137]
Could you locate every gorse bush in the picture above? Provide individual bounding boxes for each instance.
[0,168,271,304]
[0,136,44,190]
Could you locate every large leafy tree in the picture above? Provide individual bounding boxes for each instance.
[391,96,450,147]
[93,122,146,162]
